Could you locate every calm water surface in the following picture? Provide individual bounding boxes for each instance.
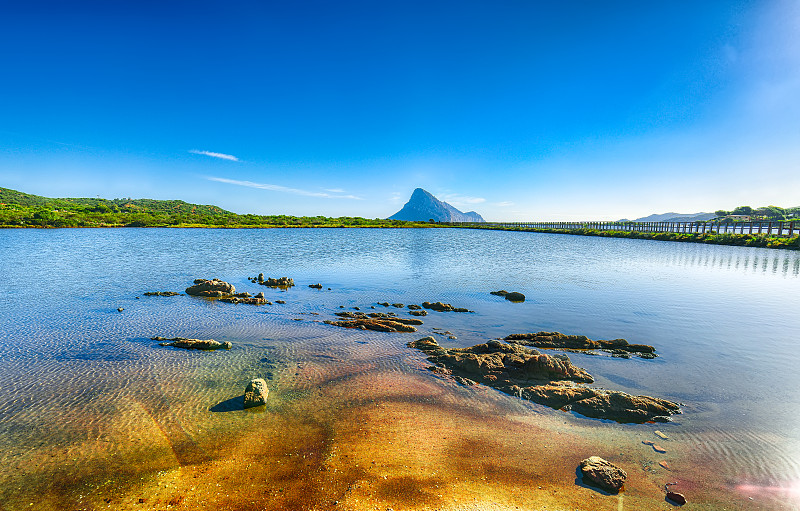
[0,228,799,510]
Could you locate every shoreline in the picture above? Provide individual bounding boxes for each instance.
[2,223,799,250]
[453,225,800,251]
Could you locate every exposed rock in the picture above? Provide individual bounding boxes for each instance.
[275,300,286,304]
[392,303,404,308]
[259,276,294,288]
[666,492,686,505]
[153,337,232,350]
[143,291,180,296]
[422,301,472,313]
[409,310,428,317]
[234,292,251,298]
[243,378,269,408]
[255,292,265,299]
[505,331,656,357]
[665,483,686,505]
[117,307,124,312]
[407,304,422,310]
[408,337,680,423]
[490,290,526,302]
[185,278,235,297]
[523,383,680,423]
[377,302,390,307]
[579,456,626,493]
[309,283,323,289]
[325,312,422,332]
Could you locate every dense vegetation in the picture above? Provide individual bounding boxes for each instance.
[0,187,427,228]
[471,226,800,250]
[714,205,800,220]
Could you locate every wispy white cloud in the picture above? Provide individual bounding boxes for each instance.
[207,176,363,199]
[494,201,514,207]
[325,188,346,193]
[439,193,487,208]
[190,150,239,162]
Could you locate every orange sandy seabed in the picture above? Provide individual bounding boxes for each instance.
[2,357,791,511]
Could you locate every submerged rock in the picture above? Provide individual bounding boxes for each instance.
[153,337,232,350]
[185,278,235,297]
[408,337,680,423]
[579,456,626,493]
[422,301,472,313]
[490,290,526,302]
[505,331,656,357]
[243,378,269,408]
[219,296,268,305]
[143,291,180,296]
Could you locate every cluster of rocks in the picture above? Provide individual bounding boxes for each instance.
[249,274,295,288]
[325,311,423,332]
[422,301,472,313]
[153,336,232,350]
[143,291,180,297]
[505,331,656,358]
[408,337,680,423]
[490,290,526,302]
[185,278,236,297]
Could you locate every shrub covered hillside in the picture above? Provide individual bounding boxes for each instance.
[0,187,424,228]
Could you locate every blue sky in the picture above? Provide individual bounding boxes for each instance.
[1,0,798,220]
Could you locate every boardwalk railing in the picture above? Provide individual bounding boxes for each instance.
[443,220,798,237]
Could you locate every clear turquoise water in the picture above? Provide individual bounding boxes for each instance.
[1,227,799,509]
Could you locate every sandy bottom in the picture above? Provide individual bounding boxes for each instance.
[3,332,793,511]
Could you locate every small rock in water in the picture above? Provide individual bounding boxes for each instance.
[658,461,671,470]
[652,444,667,453]
[665,483,686,505]
[308,283,323,289]
[154,337,232,350]
[579,456,626,493]
[655,430,669,439]
[117,307,124,312]
[666,492,686,505]
[243,378,269,408]
[642,440,655,446]
[276,300,286,304]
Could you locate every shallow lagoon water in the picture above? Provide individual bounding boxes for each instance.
[0,227,799,510]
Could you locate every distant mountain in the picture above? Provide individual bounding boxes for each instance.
[632,212,716,223]
[388,188,485,223]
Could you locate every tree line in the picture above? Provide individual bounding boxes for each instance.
[0,187,425,228]
[714,205,800,221]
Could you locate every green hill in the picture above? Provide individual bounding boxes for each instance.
[0,187,422,228]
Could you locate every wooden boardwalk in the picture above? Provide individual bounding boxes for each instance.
[443,220,798,237]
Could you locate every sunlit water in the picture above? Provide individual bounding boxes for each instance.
[0,228,798,510]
